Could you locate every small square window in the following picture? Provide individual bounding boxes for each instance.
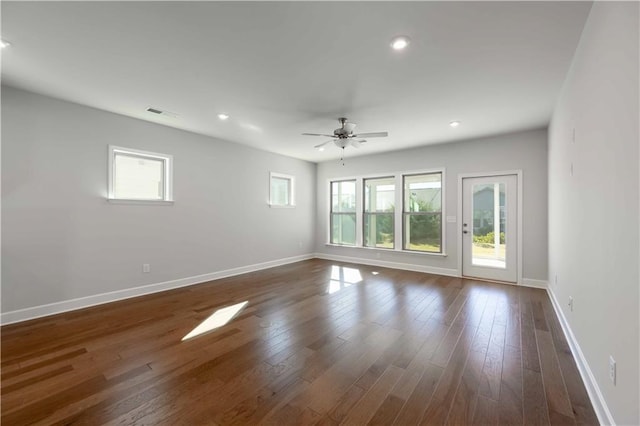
[270,172,295,207]
[108,146,173,202]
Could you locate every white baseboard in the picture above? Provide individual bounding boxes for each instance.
[521,278,548,289]
[0,254,314,325]
[547,285,615,425]
[313,252,459,278]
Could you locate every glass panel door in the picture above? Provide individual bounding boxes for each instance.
[462,175,517,282]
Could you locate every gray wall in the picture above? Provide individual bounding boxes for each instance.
[1,86,316,313]
[548,2,639,424]
[315,128,548,281]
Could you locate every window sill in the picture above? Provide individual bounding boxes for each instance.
[324,243,447,257]
[108,199,174,205]
[268,204,296,209]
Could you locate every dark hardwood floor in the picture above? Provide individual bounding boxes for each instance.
[1,259,598,425]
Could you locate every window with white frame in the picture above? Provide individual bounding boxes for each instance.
[269,172,295,207]
[108,146,173,201]
[330,180,356,245]
[403,172,443,253]
[329,170,444,254]
[363,177,395,249]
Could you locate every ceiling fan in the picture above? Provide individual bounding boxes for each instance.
[302,117,388,151]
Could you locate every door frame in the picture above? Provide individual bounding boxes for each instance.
[457,170,523,285]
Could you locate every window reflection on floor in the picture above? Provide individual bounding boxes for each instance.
[327,265,363,294]
[182,301,248,341]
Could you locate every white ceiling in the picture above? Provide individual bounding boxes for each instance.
[1,1,592,162]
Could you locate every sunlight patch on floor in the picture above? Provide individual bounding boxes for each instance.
[182,301,248,341]
[327,265,363,294]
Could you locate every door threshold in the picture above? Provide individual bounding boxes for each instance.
[461,275,517,286]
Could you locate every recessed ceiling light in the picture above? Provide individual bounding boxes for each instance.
[449,121,461,128]
[390,36,410,51]
[1,39,11,49]
[217,113,229,120]
[318,146,325,152]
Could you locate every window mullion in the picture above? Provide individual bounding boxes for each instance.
[395,174,403,251]
[355,177,363,247]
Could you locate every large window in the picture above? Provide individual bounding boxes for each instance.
[328,171,444,254]
[108,146,173,201]
[403,173,442,252]
[330,180,356,245]
[364,177,395,248]
[270,172,295,207]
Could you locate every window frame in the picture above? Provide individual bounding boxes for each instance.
[330,179,357,246]
[363,176,395,250]
[269,172,296,208]
[108,145,173,203]
[402,171,444,254]
[327,168,446,256]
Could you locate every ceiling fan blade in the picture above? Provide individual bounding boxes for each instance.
[349,140,361,148]
[302,133,336,138]
[314,140,333,149]
[344,122,357,133]
[353,132,388,138]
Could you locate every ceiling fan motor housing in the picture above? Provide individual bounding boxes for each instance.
[334,117,352,138]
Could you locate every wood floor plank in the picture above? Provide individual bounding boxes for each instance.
[430,322,465,368]
[341,364,404,425]
[504,286,522,349]
[498,344,523,425]
[444,339,486,425]
[471,394,499,425]
[523,368,551,426]
[392,364,443,426]
[0,259,598,425]
[325,384,367,424]
[478,323,505,400]
[368,394,405,425]
[520,290,541,372]
[536,329,576,423]
[419,325,477,425]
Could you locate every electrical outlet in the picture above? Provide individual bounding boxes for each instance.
[568,296,573,312]
[609,356,616,385]
[143,263,150,273]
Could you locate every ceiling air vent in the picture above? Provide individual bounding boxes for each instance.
[145,107,179,118]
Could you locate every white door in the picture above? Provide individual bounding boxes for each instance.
[462,175,517,282]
